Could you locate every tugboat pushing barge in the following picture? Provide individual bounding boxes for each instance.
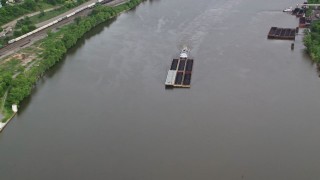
[165,47,194,88]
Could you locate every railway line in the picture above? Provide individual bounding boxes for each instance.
[0,0,119,59]
[0,9,91,58]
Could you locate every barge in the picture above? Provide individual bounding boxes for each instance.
[299,17,311,28]
[267,27,296,40]
[165,47,193,88]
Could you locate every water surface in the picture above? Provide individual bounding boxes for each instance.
[1,0,320,179]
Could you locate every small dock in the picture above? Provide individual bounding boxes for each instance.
[165,58,193,88]
[267,27,296,40]
[299,17,311,28]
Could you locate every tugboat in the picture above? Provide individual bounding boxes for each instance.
[165,46,193,89]
[283,7,293,12]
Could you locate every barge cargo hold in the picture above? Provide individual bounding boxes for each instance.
[267,27,296,40]
[165,47,193,88]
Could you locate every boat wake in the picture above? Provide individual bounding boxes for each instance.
[177,0,243,54]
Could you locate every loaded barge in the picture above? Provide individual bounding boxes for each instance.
[165,47,193,88]
[267,27,296,40]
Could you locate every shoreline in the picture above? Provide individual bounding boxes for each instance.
[0,0,143,132]
[0,113,16,133]
[302,1,320,63]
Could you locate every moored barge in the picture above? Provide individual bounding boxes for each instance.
[267,27,296,40]
[299,17,311,28]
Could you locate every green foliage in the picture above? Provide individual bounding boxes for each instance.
[1,0,6,6]
[24,0,37,11]
[39,9,45,18]
[304,20,320,62]
[306,8,312,17]
[13,16,36,37]
[303,0,320,61]
[13,30,22,37]
[0,34,9,47]
[6,74,33,105]
[4,0,143,107]
[0,0,67,27]
[1,0,91,46]
[31,6,68,24]
[0,73,13,97]
[16,16,32,29]
[30,1,89,24]
[308,0,320,3]
[0,5,30,27]
[46,0,65,5]
[2,60,21,76]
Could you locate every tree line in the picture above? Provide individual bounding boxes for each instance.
[0,0,90,48]
[4,0,143,110]
[308,0,320,3]
[304,0,320,62]
[0,0,88,27]
[1,0,44,26]
[304,21,320,62]
[0,73,12,97]
[14,16,37,37]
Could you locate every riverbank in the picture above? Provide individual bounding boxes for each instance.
[0,112,16,132]
[303,0,320,63]
[0,0,143,127]
[2,0,320,178]
[0,0,97,48]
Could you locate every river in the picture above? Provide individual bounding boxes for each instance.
[1,0,320,179]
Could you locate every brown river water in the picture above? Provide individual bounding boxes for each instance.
[1,0,320,179]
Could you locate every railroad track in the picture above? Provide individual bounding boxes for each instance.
[0,0,125,59]
[0,9,91,59]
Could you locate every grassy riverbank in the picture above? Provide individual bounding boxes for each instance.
[0,0,90,27]
[29,6,70,24]
[0,0,143,122]
[304,21,320,62]
[0,0,94,48]
[0,0,55,27]
[304,0,320,62]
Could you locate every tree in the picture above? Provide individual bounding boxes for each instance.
[75,17,82,24]
[47,29,52,37]
[13,30,22,37]
[304,33,312,51]
[46,0,56,5]
[0,73,13,97]
[28,24,36,31]
[21,25,29,34]
[62,32,76,48]
[39,10,45,18]
[23,0,36,11]
[16,17,32,29]
[1,0,6,6]
[2,73,13,85]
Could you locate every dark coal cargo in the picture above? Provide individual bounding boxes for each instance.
[165,47,193,88]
